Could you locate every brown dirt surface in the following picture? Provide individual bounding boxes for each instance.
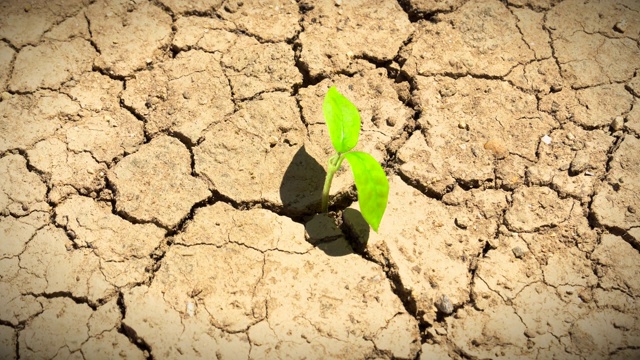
[1,0,639,359]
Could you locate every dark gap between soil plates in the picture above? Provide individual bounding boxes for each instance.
[340,208,429,340]
[29,291,98,310]
[117,291,153,360]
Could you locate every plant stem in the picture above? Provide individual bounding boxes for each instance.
[321,153,345,213]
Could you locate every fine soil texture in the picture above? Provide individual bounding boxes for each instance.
[1,0,639,359]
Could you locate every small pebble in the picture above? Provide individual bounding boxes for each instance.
[335,0,342,6]
[386,117,396,127]
[458,120,468,130]
[614,19,627,33]
[512,246,525,259]
[569,150,589,174]
[435,327,447,336]
[486,238,499,250]
[346,50,353,58]
[566,132,576,141]
[611,116,624,131]
[551,83,563,92]
[454,215,470,229]
[541,135,552,145]
[483,138,508,159]
[578,289,592,303]
[435,294,454,315]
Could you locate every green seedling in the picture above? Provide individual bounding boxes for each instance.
[321,86,389,232]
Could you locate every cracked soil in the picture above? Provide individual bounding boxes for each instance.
[1,0,639,359]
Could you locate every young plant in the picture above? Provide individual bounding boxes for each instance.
[321,86,389,232]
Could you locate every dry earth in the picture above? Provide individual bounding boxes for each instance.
[0,0,639,359]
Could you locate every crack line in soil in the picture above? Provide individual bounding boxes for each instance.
[116,291,153,360]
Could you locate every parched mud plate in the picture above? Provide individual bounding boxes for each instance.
[0,0,639,359]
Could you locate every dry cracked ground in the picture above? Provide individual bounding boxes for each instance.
[0,0,639,359]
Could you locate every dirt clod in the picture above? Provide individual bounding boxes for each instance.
[483,138,509,159]
[109,136,210,229]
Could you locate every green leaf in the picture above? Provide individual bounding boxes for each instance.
[323,86,361,153]
[344,151,389,232]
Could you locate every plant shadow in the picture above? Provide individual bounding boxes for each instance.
[313,237,355,257]
[304,212,352,257]
[280,146,371,257]
[302,209,371,257]
[279,145,325,217]
[341,208,370,253]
